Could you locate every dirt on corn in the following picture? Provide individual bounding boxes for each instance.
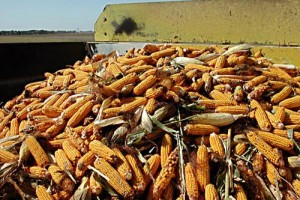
[1,43,300,199]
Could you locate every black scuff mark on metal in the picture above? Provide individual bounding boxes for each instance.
[112,18,139,35]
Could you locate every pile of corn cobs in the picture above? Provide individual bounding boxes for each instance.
[1,43,300,200]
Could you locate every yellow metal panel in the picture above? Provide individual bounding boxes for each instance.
[95,1,300,45]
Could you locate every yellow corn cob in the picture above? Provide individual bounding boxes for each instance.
[36,185,54,200]
[62,74,73,88]
[153,148,178,199]
[265,161,280,185]
[205,184,219,200]
[112,147,132,180]
[62,140,82,164]
[160,133,173,167]
[234,183,247,200]
[273,105,299,115]
[107,62,123,78]
[68,78,89,90]
[284,114,300,125]
[250,100,272,131]
[273,129,300,141]
[209,132,225,158]
[252,152,264,173]
[189,78,204,91]
[265,110,284,129]
[150,48,176,60]
[89,173,103,195]
[0,149,18,163]
[243,75,267,91]
[52,92,70,108]
[164,90,180,103]
[108,73,139,91]
[188,91,210,100]
[133,75,157,95]
[146,180,156,200]
[42,120,67,139]
[120,97,148,113]
[234,143,247,155]
[54,149,74,173]
[279,95,300,109]
[8,117,19,136]
[62,95,93,119]
[143,154,161,186]
[126,64,154,74]
[26,135,49,167]
[256,130,294,151]
[198,100,236,109]
[29,166,50,178]
[139,68,157,81]
[185,69,199,80]
[145,87,164,99]
[27,108,43,119]
[145,98,157,114]
[89,140,118,163]
[185,124,220,135]
[67,101,93,127]
[268,80,289,90]
[209,90,233,102]
[247,131,281,166]
[94,158,134,199]
[0,112,14,133]
[270,85,293,104]
[185,162,199,200]
[48,164,75,193]
[47,139,66,149]
[16,99,39,120]
[42,106,63,118]
[158,77,173,90]
[273,106,286,123]
[196,144,210,192]
[215,105,249,115]
[184,63,212,73]
[75,151,95,178]
[293,179,300,197]
[43,93,61,108]
[211,67,236,76]
[215,55,226,68]
[125,154,146,193]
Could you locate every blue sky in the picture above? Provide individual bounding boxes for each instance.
[0,0,179,31]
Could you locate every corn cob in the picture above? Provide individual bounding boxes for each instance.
[265,110,284,129]
[250,100,272,131]
[160,133,173,167]
[198,99,236,108]
[89,173,103,195]
[29,166,50,178]
[158,77,173,90]
[145,87,164,99]
[54,149,74,173]
[273,106,286,123]
[270,85,293,104]
[145,98,157,114]
[125,154,146,193]
[150,48,176,60]
[153,148,178,199]
[268,80,289,90]
[292,179,300,197]
[190,78,204,91]
[205,184,219,200]
[120,97,148,113]
[108,73,138,91]
[234,143,247,155]
[94,158,134,199]
[26,135,49,167]
[112,147,132,180]
[284,114,300,125]
[185,63,212,73]
[75,151,95,178]
[273,105,299,115]
[255,130,294,151]
[210,89,234,102]
[243,75,267,91]
[36,185,54,200]
[247,131,281,166]
[185,124,220,135]
[48,164,75,193]
[67,101,93,127]
[42,120,67,139]
[234,183,247,200]
[279,95,300,109]
[62,95,93,119]
[62,140,82,164]
[42,106,63,118]
[215,105,249,115]
[265,161,280,185]
[8,117,19,136]
[89,140,118,163]
[143,154,161,186]
[133,75,157,95]
[0,149,18,163]
[209,132,225,158]
[185,162,199,200]
[215,55,226,68]
[196,144,210,192]
[0,112,14,133]
[202,72,213,93]
[162,184,174,200]
[43,94,61,107]
[273,129,300,141]
[52,92,70,108]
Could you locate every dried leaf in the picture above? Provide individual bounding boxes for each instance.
[94,116,125,127]
[171,57,204,66]
[70,177,91,200]
[111,124,129,143]
[223,44,252,56]
[288,156,300,168]
[149,115,178,135]
[141,109,153,133]
[95,96,113,123]
[126,130,146,146]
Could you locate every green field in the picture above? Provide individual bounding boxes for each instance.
[0,32,94,43]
